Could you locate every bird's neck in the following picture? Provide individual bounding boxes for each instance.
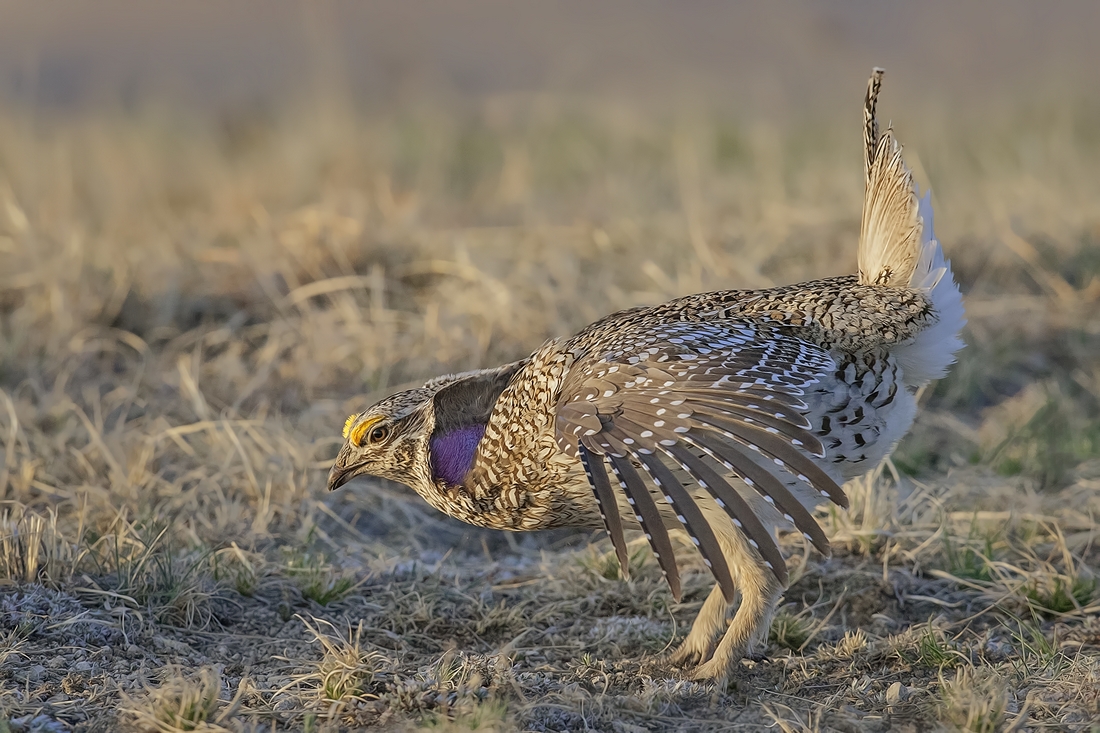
[429,424,486,487]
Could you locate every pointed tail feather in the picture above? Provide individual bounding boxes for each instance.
[858,131,923,287]
[864,67,884,187]
[858,68,966,384]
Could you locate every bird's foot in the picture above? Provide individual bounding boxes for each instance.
[687,645,770,683]
[688,657,730,685]
[668,638,715,668]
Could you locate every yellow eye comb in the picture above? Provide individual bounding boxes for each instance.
[345,414,382,446]
[342,413,360,440]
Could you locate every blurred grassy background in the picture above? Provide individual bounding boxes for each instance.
[1,2,1099,730]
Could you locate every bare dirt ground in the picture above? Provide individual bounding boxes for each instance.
[1,41,1100,731]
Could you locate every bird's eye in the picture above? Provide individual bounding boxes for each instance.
[369,425,389,444]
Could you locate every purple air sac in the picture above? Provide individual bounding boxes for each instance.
[430,424,486,486]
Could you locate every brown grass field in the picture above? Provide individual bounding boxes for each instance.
[2,6,1100,731]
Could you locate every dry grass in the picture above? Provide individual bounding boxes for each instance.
[0,86,1098,731]
[121,666,241,733]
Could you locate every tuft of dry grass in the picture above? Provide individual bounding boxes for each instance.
[762,703,824,733]
[0,505,75,585]
[122,666,242,733]
[291,616,389,710]
[937,667,1009,733]
[0,74,1097,730]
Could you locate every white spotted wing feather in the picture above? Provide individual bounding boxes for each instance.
[554,320,846,601]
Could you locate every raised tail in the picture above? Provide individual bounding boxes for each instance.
[858,68,965,385]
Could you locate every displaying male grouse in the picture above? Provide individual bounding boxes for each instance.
[328,69,965,681]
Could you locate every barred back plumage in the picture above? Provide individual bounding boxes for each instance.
[327,69,966,682]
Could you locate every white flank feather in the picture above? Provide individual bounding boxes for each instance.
[895,188,966,384]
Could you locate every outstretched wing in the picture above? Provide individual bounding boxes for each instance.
[555,319,846,602]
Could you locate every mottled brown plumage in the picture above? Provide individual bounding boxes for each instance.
[327,69,966,682]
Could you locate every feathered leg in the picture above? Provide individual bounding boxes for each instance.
[686,500,783,682]
[662,495,784,679]
[668,581,731,666]
[691,570,780,681]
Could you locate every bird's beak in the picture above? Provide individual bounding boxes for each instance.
[327,462,354,492]
[326,447,361,492]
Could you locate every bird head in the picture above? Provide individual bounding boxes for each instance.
[326,387,436,493]
[326,361,526,495]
